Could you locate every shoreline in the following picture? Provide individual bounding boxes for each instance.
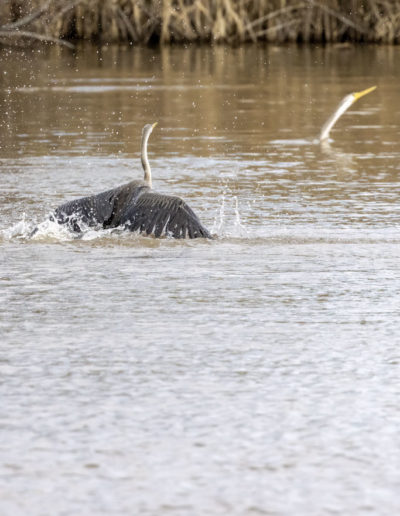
[1,1,400,49]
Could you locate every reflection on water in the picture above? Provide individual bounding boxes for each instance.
[1,44,400,516]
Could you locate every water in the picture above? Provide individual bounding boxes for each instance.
[1,44,400,515]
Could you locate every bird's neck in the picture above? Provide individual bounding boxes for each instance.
[141,132,152,188]
[319,97,352,142]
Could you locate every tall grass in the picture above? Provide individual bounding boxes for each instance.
[1,0,400,47]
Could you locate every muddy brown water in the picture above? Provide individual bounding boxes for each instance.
[1,44,400,515]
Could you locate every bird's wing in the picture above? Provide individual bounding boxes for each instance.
[51,182,148,232]
[52,187,120,231]
[120,191,212,239]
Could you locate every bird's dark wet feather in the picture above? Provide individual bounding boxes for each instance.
[120,192,212,239]
[45,123,211,239]
[51,187,117,232]
[51,183,211,239]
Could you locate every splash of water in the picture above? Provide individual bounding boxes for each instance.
[1,214,115,243]
[211,181,249,238]
[4,197,248,243]
[211,187,226,235]
[233,196,248,237]
[1,213,37,240]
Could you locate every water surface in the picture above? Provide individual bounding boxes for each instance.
[1,44,400,515]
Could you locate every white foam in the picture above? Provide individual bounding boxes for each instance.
[1,213,36,240]
[1,214,115,243]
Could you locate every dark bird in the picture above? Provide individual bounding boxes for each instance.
[51,123,212,239]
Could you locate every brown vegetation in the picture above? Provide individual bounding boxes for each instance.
[1,0,400,48]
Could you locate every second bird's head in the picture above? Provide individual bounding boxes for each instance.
[142,122,158,138]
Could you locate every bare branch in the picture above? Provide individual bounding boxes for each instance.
[117,7,138,41]
[309,0,368,34]
[1,1,52,30]
[245,3,306,31]
[0,29,75,48]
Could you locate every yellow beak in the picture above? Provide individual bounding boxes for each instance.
[353,85,377,102]
[152,122,158,129]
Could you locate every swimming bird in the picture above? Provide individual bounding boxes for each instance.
[319,85,376,142]
[51,123,212,239]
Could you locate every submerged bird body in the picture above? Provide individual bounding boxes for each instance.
[50,124,212,239]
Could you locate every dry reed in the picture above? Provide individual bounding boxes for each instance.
[1,0,400,48]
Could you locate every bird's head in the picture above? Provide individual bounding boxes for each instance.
[352,85,377,103]
[142,122,158,137]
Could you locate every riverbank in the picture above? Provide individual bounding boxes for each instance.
[1,0,399,48]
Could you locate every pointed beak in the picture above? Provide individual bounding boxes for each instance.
[352,85,376,102]
[152,122,158,130]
